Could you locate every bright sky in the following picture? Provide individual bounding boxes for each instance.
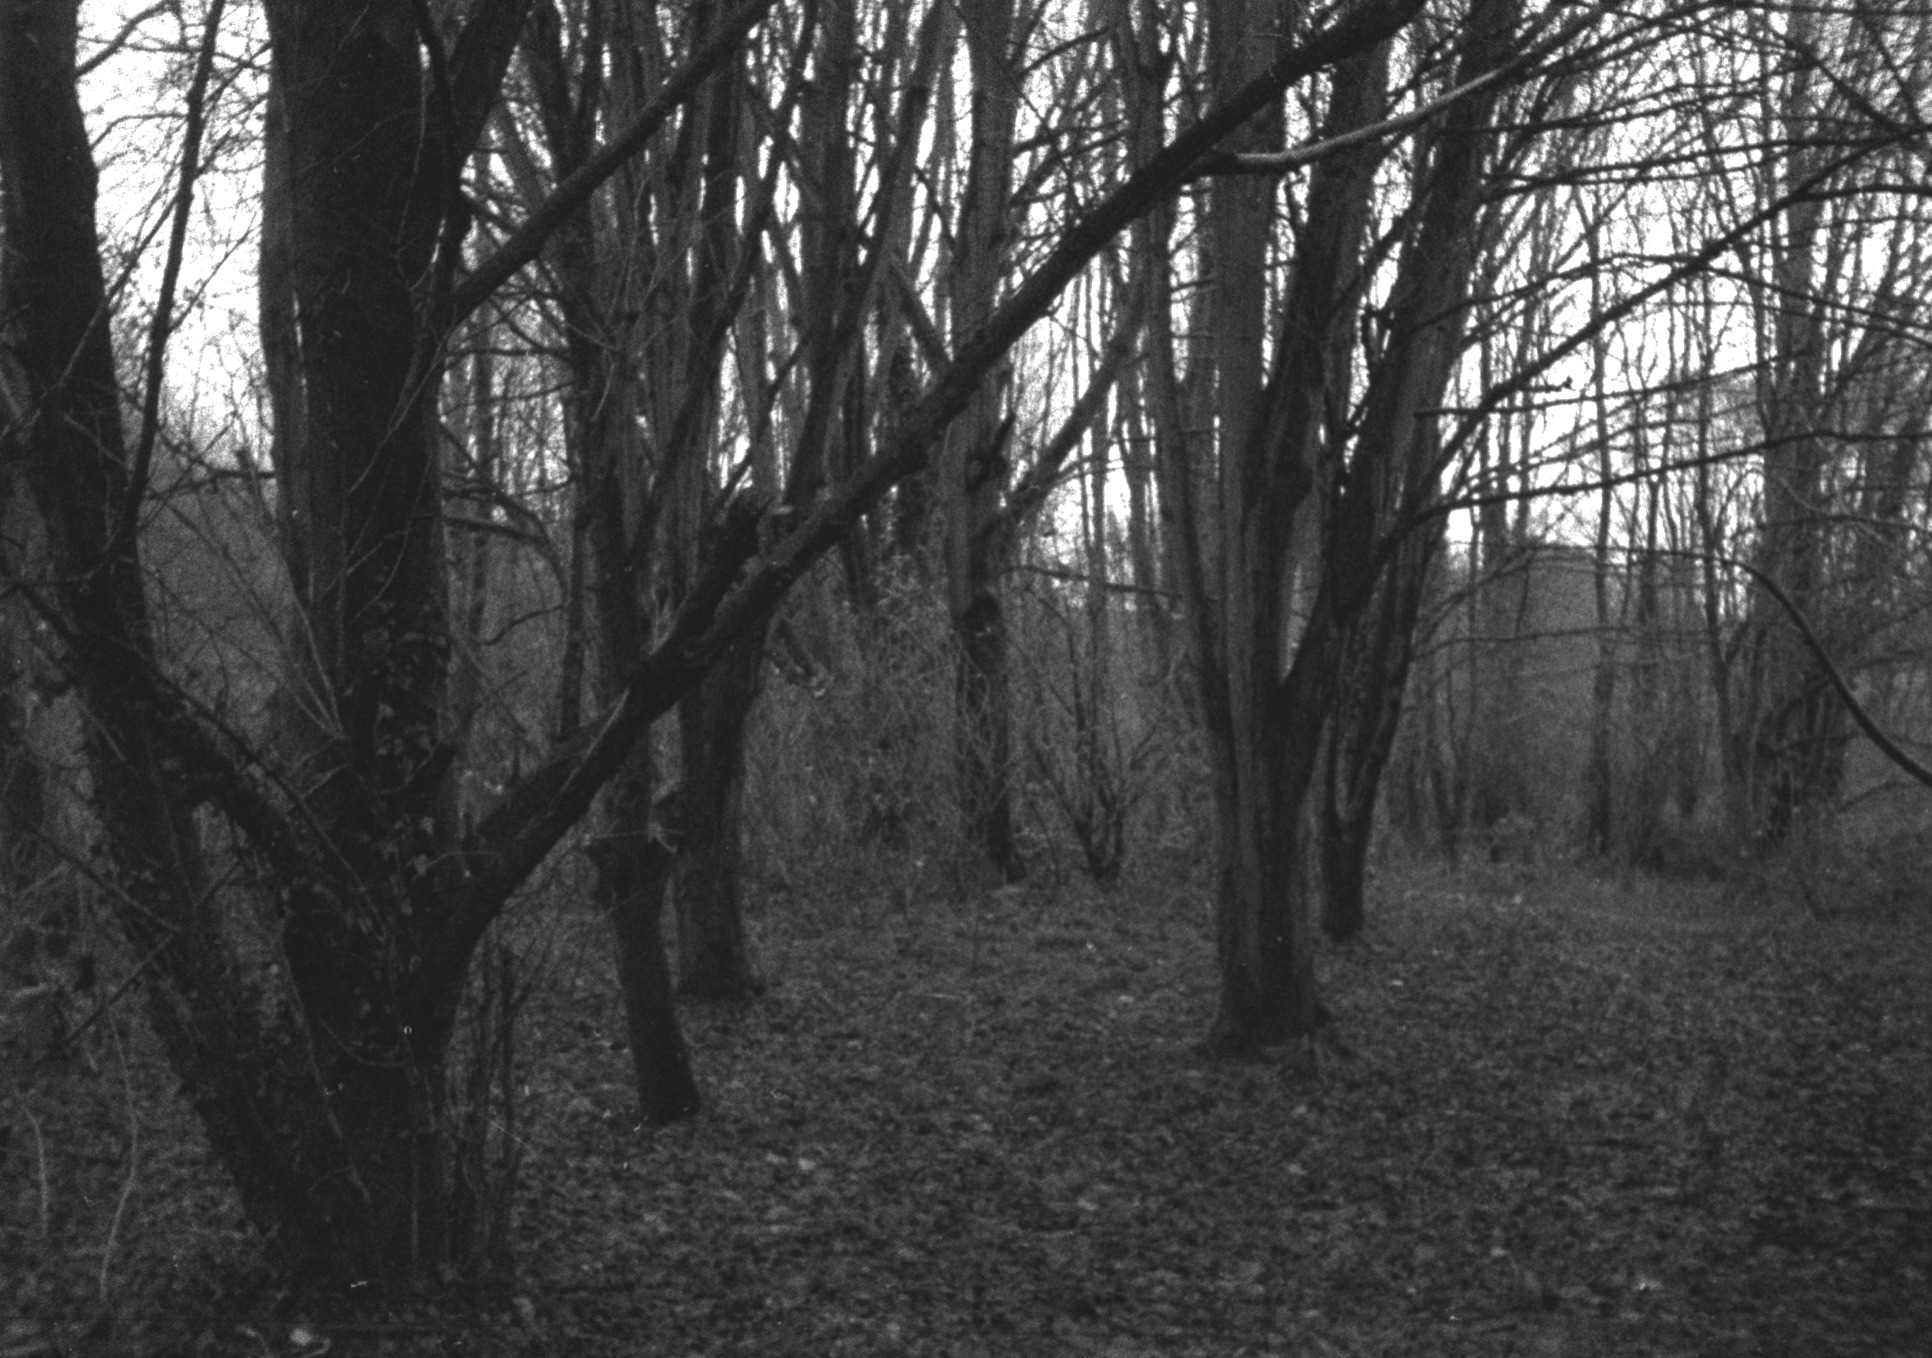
[83,1,268,459]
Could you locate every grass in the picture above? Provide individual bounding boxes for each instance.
[3,855,1928,1356]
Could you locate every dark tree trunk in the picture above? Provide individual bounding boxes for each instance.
[1190,0,1511,1051]
[1205,688,1330,1057]
[589,775,701,1124]
[673,625,763,1001]
[1,0,548,1283]
[664,14,761,1004]
[6,0,431,1280]
[1184,10,1382,1058]
[1321,518,1439,941]
[0,479,51,897]
[1196,0,1314,1059]
[943,0,1026,886]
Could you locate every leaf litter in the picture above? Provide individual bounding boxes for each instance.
[4,861,1928,1356]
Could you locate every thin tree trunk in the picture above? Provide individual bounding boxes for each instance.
[1581,237,1619,857]
[525,0,705,1121]
[1117,362,1172,683]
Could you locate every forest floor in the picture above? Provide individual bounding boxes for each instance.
[4,854,1930,1357]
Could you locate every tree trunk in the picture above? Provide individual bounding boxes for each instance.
[1,0,551,1282]
[589,771,701,1124]
[1465,432,1533,841]
[0,470,51,897]
[673,625,763,1000]
[665,15,761,1004]
[1732,0,1845,846]
[1190,9,1381,1057]
[1200,0,1512,1044]
[524,0,706,1122]
[1581,247,1619,857]
[1117,362,1173,684]
[1321,517,1440,941]
[943,0,1026,885]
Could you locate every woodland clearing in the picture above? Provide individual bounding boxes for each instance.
[4,857,1928,1357]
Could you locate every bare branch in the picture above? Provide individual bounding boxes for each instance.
[449,0,776,326]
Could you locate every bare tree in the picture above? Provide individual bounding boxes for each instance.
[4,0,1428,1282]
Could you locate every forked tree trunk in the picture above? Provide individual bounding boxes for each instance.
[1184,6,1382,1058]
[1183,0,1511,1053]
[2,0,538,1282]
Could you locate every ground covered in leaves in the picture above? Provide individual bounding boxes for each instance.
[5,860,1930,1356]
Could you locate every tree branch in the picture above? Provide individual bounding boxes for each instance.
[104,0,227,578]
[1718,553,1932,794]
[449,0,776,327]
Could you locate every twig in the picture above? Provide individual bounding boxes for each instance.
[103,0,229,577]
[11,1089,52,1238]
[37,937,170,1066]
[98,1018,140,1302]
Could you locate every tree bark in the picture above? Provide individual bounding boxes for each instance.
[0,463,51,897]
[674,628,761,1000]
[943,0,1027,885]
[1192,18,1386,1056]
[1321,516,1440,941]
[589,784,700,1124]
[667,10,762,1003]
[1734,1,1844,846]
[1195,0,1514,1049]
